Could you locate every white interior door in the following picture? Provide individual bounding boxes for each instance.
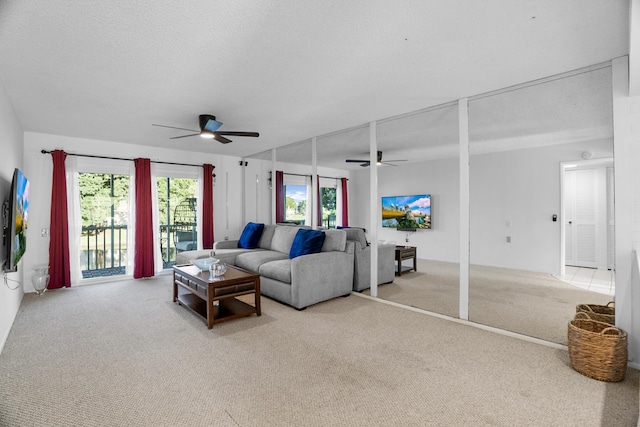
[564,168,598,268]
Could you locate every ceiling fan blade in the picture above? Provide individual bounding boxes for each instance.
[169,133,200,139]
[214,134,232,144]
[359,162,371,167]
[216,131,259,137]
[345,159,369,163]
[381,162,399,167]
[152,124,199,133]
[385,159,407,163]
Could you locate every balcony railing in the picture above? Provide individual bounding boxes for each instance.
[160,223,196,269]
[81,224,128,278]
[81,223,196,278]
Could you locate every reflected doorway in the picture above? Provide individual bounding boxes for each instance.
[561,158,614,273]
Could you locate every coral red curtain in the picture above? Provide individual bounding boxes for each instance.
[133,158,155,278]
[275,170,284,223]
[202,164,214,248]
[48,150,71,289]
[341,177,349,227]
[317,175,322,227]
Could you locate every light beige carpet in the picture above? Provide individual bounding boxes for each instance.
[369,259,612,344]
[0,275,637,426]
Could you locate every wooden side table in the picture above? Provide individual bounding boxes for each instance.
[395,246,417,276]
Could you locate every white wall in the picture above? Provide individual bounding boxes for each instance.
[21,132,244,291]
[470,139,612,273]
[612,56,640,363]
[215,154,244,241]
[242,159,271,225]
[351,157,461,263]
[348,139,613,274]
[0,78,24,352]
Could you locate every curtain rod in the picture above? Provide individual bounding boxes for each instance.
[281,171,347,181]
[40,149,212,169]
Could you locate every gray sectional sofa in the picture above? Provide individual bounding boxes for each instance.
[177,224,355,310]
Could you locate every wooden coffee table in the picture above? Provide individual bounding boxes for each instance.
[173,264,261,329]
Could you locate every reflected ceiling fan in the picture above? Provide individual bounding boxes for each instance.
[345,151,407,167]
[152,114,259,144]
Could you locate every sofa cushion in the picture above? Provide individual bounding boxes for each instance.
[342,228,367,249]
[235,250,289,273]
[321,229,347,252]
[258,224,277,250]
[176,249,212,265]
[238,222,265,249]
[289,229,326,259]
[259,259,292,284]
[270,226,300,254]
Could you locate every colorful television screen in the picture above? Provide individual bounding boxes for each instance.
[7,168,29,271]
[381,194,431,229]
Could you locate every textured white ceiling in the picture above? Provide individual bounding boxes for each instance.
[0,1,629,165]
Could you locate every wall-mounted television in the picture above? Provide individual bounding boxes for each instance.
[381,194,431,230]
[3,168,29,272]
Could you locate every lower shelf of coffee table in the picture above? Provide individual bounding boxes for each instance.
[176,292,257,325]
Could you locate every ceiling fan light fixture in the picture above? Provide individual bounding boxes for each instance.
[345,150,407,167]
[200,114,223,132]
[200,129,215,139]
[155,114,258,144]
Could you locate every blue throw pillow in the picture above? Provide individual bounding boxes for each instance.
[289,229,326,259]
[238,222,265,249]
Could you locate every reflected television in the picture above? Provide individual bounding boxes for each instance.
[381,194,431,230]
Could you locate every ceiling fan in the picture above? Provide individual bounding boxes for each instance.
[345,151,407,167]
[152,114,259,144]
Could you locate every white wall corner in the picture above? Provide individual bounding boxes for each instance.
[612,56,639,363]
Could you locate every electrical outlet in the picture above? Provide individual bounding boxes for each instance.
[224,236,229,241]
[506,236,511,243]
[41,228,49,237]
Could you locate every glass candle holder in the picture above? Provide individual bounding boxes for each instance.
[210,262,227,279]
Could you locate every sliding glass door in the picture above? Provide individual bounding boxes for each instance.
[71,157,205,281]
[156,175,199,268]
[78,172,130,278]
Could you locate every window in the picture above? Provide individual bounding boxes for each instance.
[284,184,307,225]
[283,174,311,225]
[320,177,337,228]
[280,175,343,227]
[320,187,337,228]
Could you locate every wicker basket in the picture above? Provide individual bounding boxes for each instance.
[575,301,615,325]
[568,312,628,382]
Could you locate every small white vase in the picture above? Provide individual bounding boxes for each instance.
[32,266,50,295]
